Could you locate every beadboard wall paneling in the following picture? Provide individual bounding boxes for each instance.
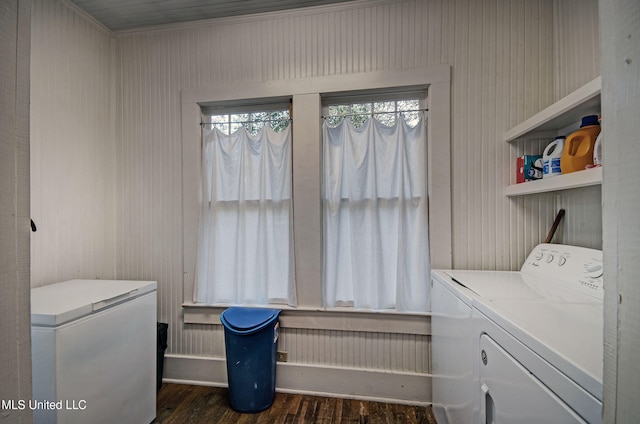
[28,0,604,378]
[559,186,602,250]
[279,328,430,373]
[113,0,572,363]
[552,0,602,251]
[553,0,601,100]
[451,0,557,270]
[168,325,429,373]
[115,30,184,336]
[30,0,117,286]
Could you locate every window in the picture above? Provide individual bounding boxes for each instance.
[183,67,452,319]
[194,102,295,306]
[205,108,290,135]
[322,94,430,312]
[325,98,422,129]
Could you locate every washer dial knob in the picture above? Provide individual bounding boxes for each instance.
[585,262,604,279]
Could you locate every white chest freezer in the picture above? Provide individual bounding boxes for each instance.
[31,279,157,424]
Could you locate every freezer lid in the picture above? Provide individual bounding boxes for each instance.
[31,279,157,326]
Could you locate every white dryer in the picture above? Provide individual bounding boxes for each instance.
[431,244,603,424]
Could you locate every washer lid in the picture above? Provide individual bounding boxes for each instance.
[442,270,598,303]
[221,307,280,331]
[439,270,545,300]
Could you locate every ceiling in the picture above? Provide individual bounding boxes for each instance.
[69,0,357,32]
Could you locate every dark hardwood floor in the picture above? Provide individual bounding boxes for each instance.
[154,383,437,424]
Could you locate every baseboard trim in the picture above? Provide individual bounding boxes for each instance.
[163,354,431,406]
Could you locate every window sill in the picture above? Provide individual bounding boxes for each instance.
[182,303,430,336]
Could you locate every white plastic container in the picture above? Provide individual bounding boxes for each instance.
[543,136,565,178]
[593,132,603,166]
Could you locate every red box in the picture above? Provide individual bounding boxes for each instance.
[517,155,542,183]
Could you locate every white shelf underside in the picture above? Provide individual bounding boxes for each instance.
[504,77,601,142]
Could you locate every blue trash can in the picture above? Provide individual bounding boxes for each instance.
[220,307,281,413]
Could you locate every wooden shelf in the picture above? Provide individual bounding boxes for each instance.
[504,77,601,142]
[505,167,602,197]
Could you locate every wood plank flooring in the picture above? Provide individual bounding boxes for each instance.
[154,384,437,424]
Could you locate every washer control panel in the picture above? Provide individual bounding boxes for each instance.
[521,243,604,300]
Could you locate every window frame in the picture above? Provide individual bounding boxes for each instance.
[201,100,291,136]
[321,91,429,311]
[321,91,427,129]
[181,66,451,322]
[195,106,295,306]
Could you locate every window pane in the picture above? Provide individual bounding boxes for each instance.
[227,113,246,134]
[244,112,264,135]
[252,111,269,120]
[397,99,419,111]
[373,101,395,113]
[350,103,371,114]
[271,110,290,120]
[325,99,421,129]
[209,115,230,134]
[229,122,243,134]
[325,105,346,128]
[248,121,265,135]
[231,113,249,123]
[210,115,227,123]
[401,110,420,127]
[328,105,348,116]
[349,103,370,129]
[326,116,343,127]
[398,99,419,126]
[373,101,396,127]
[270,120,290,133]
[207,110,289,135]
[269,110,290,133]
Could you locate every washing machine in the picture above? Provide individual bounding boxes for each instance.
[431,244,603,423]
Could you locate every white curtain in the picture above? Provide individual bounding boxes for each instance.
[194,125,296,306]
[323,117,430,312]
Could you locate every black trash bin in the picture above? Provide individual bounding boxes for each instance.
[157,322,168,391]
[220,307,281,413]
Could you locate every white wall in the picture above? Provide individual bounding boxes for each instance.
[554,0,601,99]
[28,0,603,404]
[112,0,602,346]
[30,0,116,287]
[0,0,32,422]
[112,0,563,389]
[553,0,602,251]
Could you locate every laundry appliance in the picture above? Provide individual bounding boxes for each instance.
[431,244,603,423]
[31,279,157,424]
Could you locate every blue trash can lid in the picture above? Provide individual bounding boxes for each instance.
[221,307,280,331]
